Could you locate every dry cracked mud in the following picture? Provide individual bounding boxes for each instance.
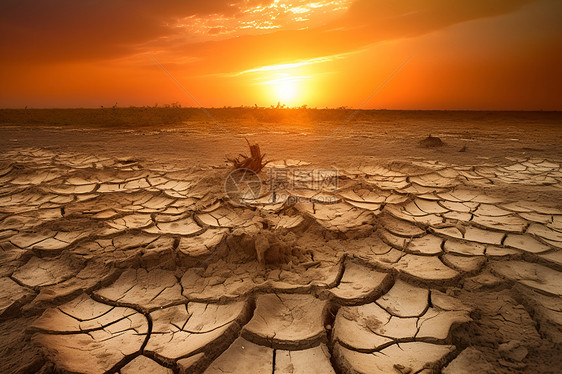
[0,148,561,373]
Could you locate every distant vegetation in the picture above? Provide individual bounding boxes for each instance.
[0,106,559,128]
[0,106,358,127]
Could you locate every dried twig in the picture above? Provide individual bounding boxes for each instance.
[227,139,269,172]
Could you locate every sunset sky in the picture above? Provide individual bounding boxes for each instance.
[1,0,561,110]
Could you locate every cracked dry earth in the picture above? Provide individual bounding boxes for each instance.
[1,149,562,374]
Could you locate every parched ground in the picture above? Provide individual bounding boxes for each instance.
[0,112,561,374]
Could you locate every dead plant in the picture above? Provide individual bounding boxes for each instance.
[227,139,269,173]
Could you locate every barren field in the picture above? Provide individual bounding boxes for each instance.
[0,109,561,373]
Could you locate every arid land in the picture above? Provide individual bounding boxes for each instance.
[0,109,561,374]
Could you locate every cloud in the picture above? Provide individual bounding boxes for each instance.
[0,0,268,62]
[236,55,345,75]
[148,0,539,77]
[338,0,538,37]
[0,0,540,69]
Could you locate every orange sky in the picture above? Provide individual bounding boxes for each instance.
[1,0,561,110]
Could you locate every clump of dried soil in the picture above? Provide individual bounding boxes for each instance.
[419,134,445,148]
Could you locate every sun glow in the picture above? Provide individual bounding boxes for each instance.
[275,80,298,103]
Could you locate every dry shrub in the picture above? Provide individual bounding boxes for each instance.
[228,139,269,173]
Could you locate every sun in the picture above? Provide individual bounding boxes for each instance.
[275,80,297,103]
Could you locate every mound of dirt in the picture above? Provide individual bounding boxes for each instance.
[419,134,444,148]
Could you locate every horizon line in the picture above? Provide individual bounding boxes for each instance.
[0,106,561,113]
